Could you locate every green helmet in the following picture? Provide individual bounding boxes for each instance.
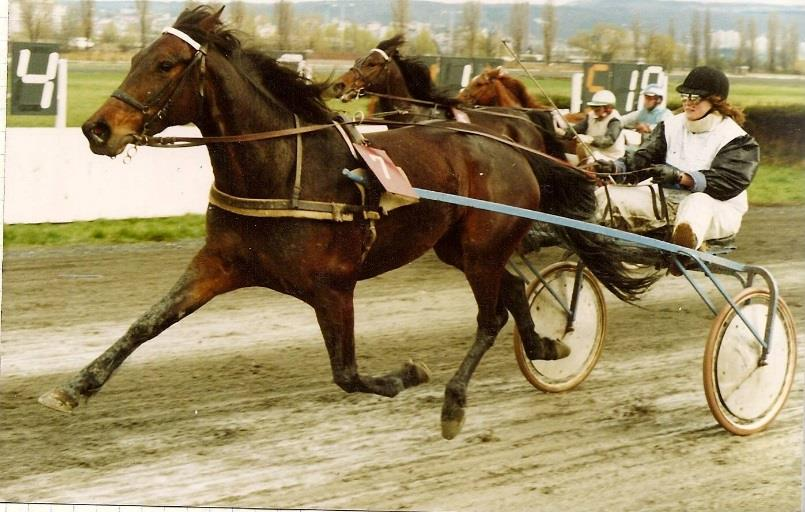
[676,66,729,99]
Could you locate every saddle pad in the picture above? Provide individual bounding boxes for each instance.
[354,144,418,199]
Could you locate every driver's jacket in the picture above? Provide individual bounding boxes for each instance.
[618,112,759,201]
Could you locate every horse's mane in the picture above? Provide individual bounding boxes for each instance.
[491,72,546,109]
[173,6,332,123]
[377,35,460,107]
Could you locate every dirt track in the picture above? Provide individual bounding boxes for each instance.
[1,205,803,511]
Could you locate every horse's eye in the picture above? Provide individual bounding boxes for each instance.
[158,61,174,72]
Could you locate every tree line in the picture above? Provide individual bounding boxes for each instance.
[11,0,801,73]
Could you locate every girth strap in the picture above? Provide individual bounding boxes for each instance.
[209,184,380,222]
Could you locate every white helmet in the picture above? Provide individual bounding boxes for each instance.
[641,84,664,97]
[587,89,616,107]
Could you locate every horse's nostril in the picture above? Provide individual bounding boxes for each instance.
[83,121,110,145]
[332,82,345,96]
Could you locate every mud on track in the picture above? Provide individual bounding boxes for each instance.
[1,205,803,511]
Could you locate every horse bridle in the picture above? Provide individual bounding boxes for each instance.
[346,48,392,95]
[111,27,207,136]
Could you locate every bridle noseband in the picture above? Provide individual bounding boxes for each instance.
[111,27,207,135]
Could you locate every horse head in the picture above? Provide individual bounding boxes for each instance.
[458,67,514,107]
[82,7,228,157]
[333,34,405,101]
[459,67,548,110]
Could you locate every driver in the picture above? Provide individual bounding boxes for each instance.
[594,66,759,253]
[559,89,626,165]
[621,83,673,138]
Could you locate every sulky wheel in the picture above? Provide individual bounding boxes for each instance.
[513,261,607,392]
[703,287,797,435]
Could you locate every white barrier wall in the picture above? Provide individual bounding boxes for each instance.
[3,126,213,224]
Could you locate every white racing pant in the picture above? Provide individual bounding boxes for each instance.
[594,181,748,249]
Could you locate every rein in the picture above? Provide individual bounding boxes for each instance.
[140,122,337,148]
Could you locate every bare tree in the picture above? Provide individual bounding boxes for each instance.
[411,27,438,55]
[568,23,627,61]
[767,13,779,72]
[135,0,150,48]
[392,0,410,35]
[541,0,556,64]
[748,18,758,71]
[480,28,500,58]
[689,10,701,67]
[645,34,676,71]
[703,9,712,65]
[509,2,529,55]
[17,0,54,41]
[460,1,481,57]
[59,4,82,41]
[275,0,293,50]
[781,22,799,72]
[735,18,746,67]
[80,0,94,40]
[228,1,255,36]
[630,16,641,61]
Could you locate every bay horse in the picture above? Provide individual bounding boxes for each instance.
[332,35,567,161]
[40,6,659,440]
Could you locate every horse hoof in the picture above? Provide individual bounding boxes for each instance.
[554,340,571,359]
[402,359,431,387]
[525,337,572,360]
[441,398,466,440]
[441,409,465,440]
[38,388,79,413]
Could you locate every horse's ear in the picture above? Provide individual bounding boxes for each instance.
[389,34,405,53]
[198,5,225,32]
[495,66,506,76]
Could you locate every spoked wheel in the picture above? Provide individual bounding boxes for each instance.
[513,261,607,392]
[703,288,797,435]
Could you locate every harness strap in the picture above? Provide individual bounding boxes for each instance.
[142,123,335,147]
[163,26,202,51]
[371,48,391,61]
[292,114,302,208]
[209,184,380,222]
[656,185,674,241]
[111,89,149,113]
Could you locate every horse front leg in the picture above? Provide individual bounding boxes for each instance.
[38,247,243,412]
[313,285,430,398]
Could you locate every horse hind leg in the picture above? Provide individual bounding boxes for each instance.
[38,247,244,413]
[313,286,430,399]
[434,238,511,440]
[499,270,570,360]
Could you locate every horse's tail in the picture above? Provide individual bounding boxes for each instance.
[526,110,567,161]
[525,155,664,302]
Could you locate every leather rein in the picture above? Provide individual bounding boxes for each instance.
[114,29,590,222]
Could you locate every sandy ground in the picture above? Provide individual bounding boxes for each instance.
[1,205,803,511]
